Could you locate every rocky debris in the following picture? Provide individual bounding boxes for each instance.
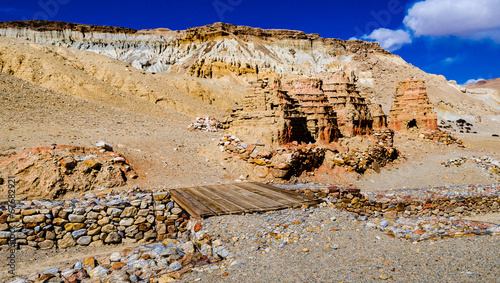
[388,77,438,132]
[0,145,136,199]
[471,156,500,177]
[218,135,325,180]
[0,188,190,249]
[331,131,399,174]
[366,216,500,241]
[96,141,113,152]
[441,157,467,167]
[441,156,499,178]
[287,183,500,219]
[188,116,223,132]
[418,130,464,146]
[17,221,230,282]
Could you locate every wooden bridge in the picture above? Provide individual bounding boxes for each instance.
[170,182,319,218]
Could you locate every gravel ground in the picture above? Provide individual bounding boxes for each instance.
[179,206,500,282]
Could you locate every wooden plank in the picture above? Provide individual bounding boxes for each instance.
[170,182,320,218]
[231,183,295,207]
[187,186,245,215]
[225,184,289,210]
[237,182,315,204]
[210,184,283,212]
[178,187,229,216]
[253,182,319,201]
[170,188,215,218]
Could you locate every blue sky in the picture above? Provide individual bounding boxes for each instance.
[0,0,499,84]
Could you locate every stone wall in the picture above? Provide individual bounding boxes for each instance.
[0,190,189,250]
[388,77,438,132]
[297,184,500,219]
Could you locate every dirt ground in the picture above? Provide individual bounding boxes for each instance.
[0,35,499,282]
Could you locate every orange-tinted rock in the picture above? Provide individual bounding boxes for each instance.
[388,77,438,132]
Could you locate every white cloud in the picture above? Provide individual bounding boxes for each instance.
[464,78,486,85]
[404,0,500,41]
[362,28,412,51]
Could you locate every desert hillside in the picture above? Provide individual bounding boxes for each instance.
[465,78,500,90]
[0,20,499,283]
[0,20,498,131]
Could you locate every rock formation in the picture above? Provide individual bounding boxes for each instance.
[0,145,136,199]
[322,74,377,137]
[224,78,339,146]
[0,20,497,129]
[388,78,438,132]
[224,74,389,146]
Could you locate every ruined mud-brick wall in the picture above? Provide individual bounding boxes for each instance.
[0,190,190,249]
[331,130,399,173]
[224,78,339,146]
[322,74,375,137]
[388,78,438,132]
[369,104,387,131]
[280,78,339,143]
[225,75,386,147]
[218,136,325,180]
[224,79,289,146]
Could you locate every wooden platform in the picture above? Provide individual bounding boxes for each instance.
[170,182,319,218]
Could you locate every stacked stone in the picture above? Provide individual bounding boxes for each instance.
[441,157,467,167]
[471,156,500,176]
[0,190,190,250]
[293,184,500,219]
[367,216,500,241]
[331,143,399,173]
[420,130,464,146]
[373,129,394,147]
[187,116,223,132]
[218,136,325,180]
[16,221,234,282]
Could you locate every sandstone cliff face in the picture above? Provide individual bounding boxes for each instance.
[0,20,387,76]
[0,20,498,131]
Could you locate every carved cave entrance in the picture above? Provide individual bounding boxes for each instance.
[407,119,418,129]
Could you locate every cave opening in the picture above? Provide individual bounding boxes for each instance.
[407,119,418,129]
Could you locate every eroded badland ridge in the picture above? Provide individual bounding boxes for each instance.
[0,20,499,282]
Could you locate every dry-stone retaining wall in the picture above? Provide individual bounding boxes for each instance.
[291,183,500,218]
[0,190,189,249]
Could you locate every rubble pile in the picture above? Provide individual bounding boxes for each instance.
[0,189,192,249]
[218,136,325,180]
[332,130,399,173]
[366,216,500,241]
[0,144,137,199]
[441,157,467,167]
[419,131,464,146]
[471,156,500,175]
[331,144,399,174]
[17,225,232,283]
[188,116,223,132]
[440,156,499,178]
